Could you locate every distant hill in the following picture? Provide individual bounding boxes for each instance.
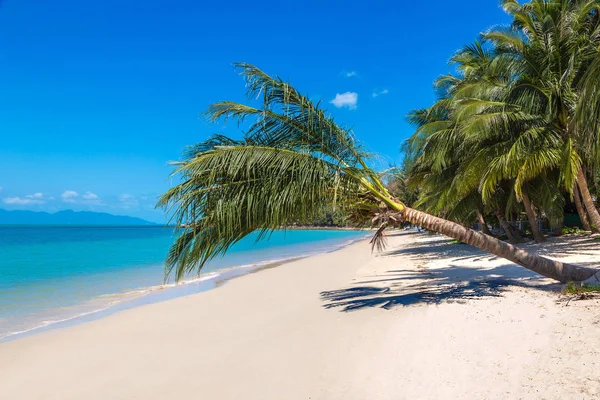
[0,209,157,226]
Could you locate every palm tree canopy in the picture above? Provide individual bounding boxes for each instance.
[158,63,401,281]
[406,0,600,223]
[159,59,599,284]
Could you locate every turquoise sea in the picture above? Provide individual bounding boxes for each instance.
[0,226,368,340]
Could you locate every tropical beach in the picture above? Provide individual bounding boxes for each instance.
[2,231,600,399]
[0,227,367,340]
[4,0,600,398]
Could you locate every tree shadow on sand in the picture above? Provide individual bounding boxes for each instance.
[321,231,597,311]
[380,235,502,263]
[383,232,600,261]
[319,232,599,312]
[532,235,600,257]
[321,263,559,312]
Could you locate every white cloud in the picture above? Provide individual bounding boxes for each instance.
[3,192,49,205]
[345,71,358,78]
[330,92,358,110]
[4,197,37,205]
[82,191,103,205]
[372,89,389,98]
[119,194,139,208]
[61,190,79,203]
[59,190,102,205]
[81,191,99,200]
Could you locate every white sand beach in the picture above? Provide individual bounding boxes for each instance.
[2,231,600,399]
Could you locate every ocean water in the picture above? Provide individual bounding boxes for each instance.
[0,226,367,340]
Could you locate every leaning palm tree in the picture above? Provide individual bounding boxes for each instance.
[158,63,599,284]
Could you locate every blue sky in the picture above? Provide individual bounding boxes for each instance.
[0,0,510,222]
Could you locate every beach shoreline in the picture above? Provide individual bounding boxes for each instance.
[2,231,600,399]
[0,232,370,342]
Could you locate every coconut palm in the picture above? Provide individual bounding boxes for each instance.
[405,42,550,243]
[404,104,495,235]
[428,44,546,240]
[158,63,598,283]
[412,1,600,240]
[429,0,600,238]
[485,0,600,230]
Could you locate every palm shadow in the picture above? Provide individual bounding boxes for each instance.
[532,235,600,257]
[380,235,500,263]
[321,263,557,312]
[383,232,600,261]
[320,232,578,312]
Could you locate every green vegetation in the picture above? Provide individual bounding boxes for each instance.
[403,0,600,245]
[297,207,350,227]
[159,0,600,284]
[562,281,600,296]
[562,226,588,235]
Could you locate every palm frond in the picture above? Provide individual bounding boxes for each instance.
[159,145,363,280]
[158,65,405,281]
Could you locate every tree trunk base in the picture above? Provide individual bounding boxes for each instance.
[577,169,600,233]
[583,271,600,286]
[401,206,597,283]
[573,184,592,231]
[521,188,545,243]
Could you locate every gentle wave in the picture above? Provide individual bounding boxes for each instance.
[0,272,226,340]
[1,233,369,341]
[0,306,113,340]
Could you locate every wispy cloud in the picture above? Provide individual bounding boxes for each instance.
[59,190,102,205]
[61,190,79,203]
[81,191,98,200]
[119,194,139,208]
[330,92,358,110]
[82,191,103,205]
[4,192,49,205]
[372,89,389,98]
[344,71,358,78]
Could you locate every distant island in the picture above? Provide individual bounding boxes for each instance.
[0,209,157,226]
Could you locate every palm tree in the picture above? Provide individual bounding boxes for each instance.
[412,1,600,239]
[574,183,593,230]
[158,64,598,284]
[405,42,550,243]
[487,0,600,230]
[429,0,600,239]
[404,0,600,250]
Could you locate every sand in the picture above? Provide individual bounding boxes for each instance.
[2,231,600,399]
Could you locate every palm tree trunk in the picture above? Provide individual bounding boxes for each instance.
[573,184,592,231]
[402,207,597,283]
[521,188,545,243]
[576,169,600,232]
[494,208,521,243]
[551,214,564,236]
[475,209,492,235]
